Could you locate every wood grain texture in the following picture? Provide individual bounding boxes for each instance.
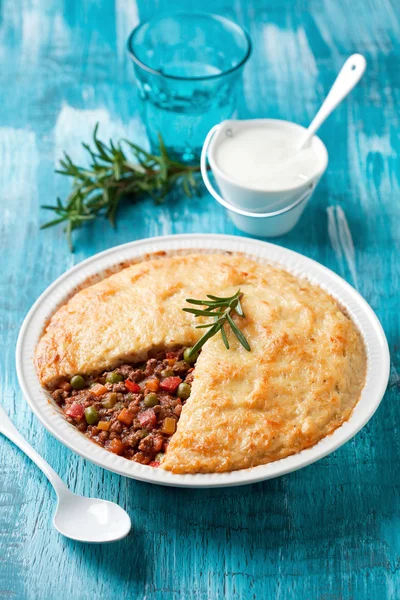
[0,0,399,598]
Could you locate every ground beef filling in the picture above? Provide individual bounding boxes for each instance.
[51,347,196,467]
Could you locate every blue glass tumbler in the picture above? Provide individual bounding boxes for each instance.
[127,12,251,163]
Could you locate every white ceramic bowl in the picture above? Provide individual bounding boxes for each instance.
[16,234,390,488]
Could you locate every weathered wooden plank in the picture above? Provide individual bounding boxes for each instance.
[0,0,399,598]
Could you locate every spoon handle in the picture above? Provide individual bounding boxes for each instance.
[0,404,67,496]
[299,54,366,149]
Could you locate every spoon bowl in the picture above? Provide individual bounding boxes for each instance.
[53,493,131,543]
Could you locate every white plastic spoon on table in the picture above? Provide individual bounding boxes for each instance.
[298,53,367,149]
[0,405,131,543]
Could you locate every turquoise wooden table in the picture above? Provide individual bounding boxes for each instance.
[1,1,399,598]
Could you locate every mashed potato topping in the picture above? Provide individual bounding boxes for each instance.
[35,253,366,473]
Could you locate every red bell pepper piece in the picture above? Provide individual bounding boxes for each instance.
[159,376,182,393]
[149,461,160,468]
[138,409,157,428]
[65,402,84,419]
[125,380,141,393]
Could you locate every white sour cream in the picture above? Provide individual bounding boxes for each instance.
[214,124,325,191]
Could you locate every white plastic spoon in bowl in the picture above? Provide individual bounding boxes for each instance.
[258,54,366,187]
[298,53,366,149]
[0,405,131,543]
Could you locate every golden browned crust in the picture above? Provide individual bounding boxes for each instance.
[35,253,366,473]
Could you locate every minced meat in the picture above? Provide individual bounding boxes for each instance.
[51,347,196,467]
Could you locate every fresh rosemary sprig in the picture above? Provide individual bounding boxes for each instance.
[183,290,251,357]
[41,124,200,251]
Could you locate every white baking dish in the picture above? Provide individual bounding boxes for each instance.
[16,234,390,488]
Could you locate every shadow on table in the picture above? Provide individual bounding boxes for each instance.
[60,523,148,585]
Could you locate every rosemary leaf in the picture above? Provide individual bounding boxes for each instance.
[220,325,230,349]
[40,216,68,229]
[182,308,224,317]
[235,296,245,318]
[185,298,212,306]
[226,313,251,351]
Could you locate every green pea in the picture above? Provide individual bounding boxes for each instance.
[101,392,117,409]
[161,368,174,378]
[70,375,86,390]
[177,382,191,400]
[183,347,199,365]
[84,406,99,425]
[106,371,124,384]
[144,392,158,408]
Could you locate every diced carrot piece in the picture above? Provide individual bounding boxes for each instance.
[146,379,159,392]
[97,420,110,431]
[162,417,176,435]
[90,384,108,397]
[117,408,134,426]
[109,438,125,455]
[166,358,176,366]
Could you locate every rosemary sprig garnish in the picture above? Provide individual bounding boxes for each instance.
[183,290,251,357]
[41,124,200,251]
